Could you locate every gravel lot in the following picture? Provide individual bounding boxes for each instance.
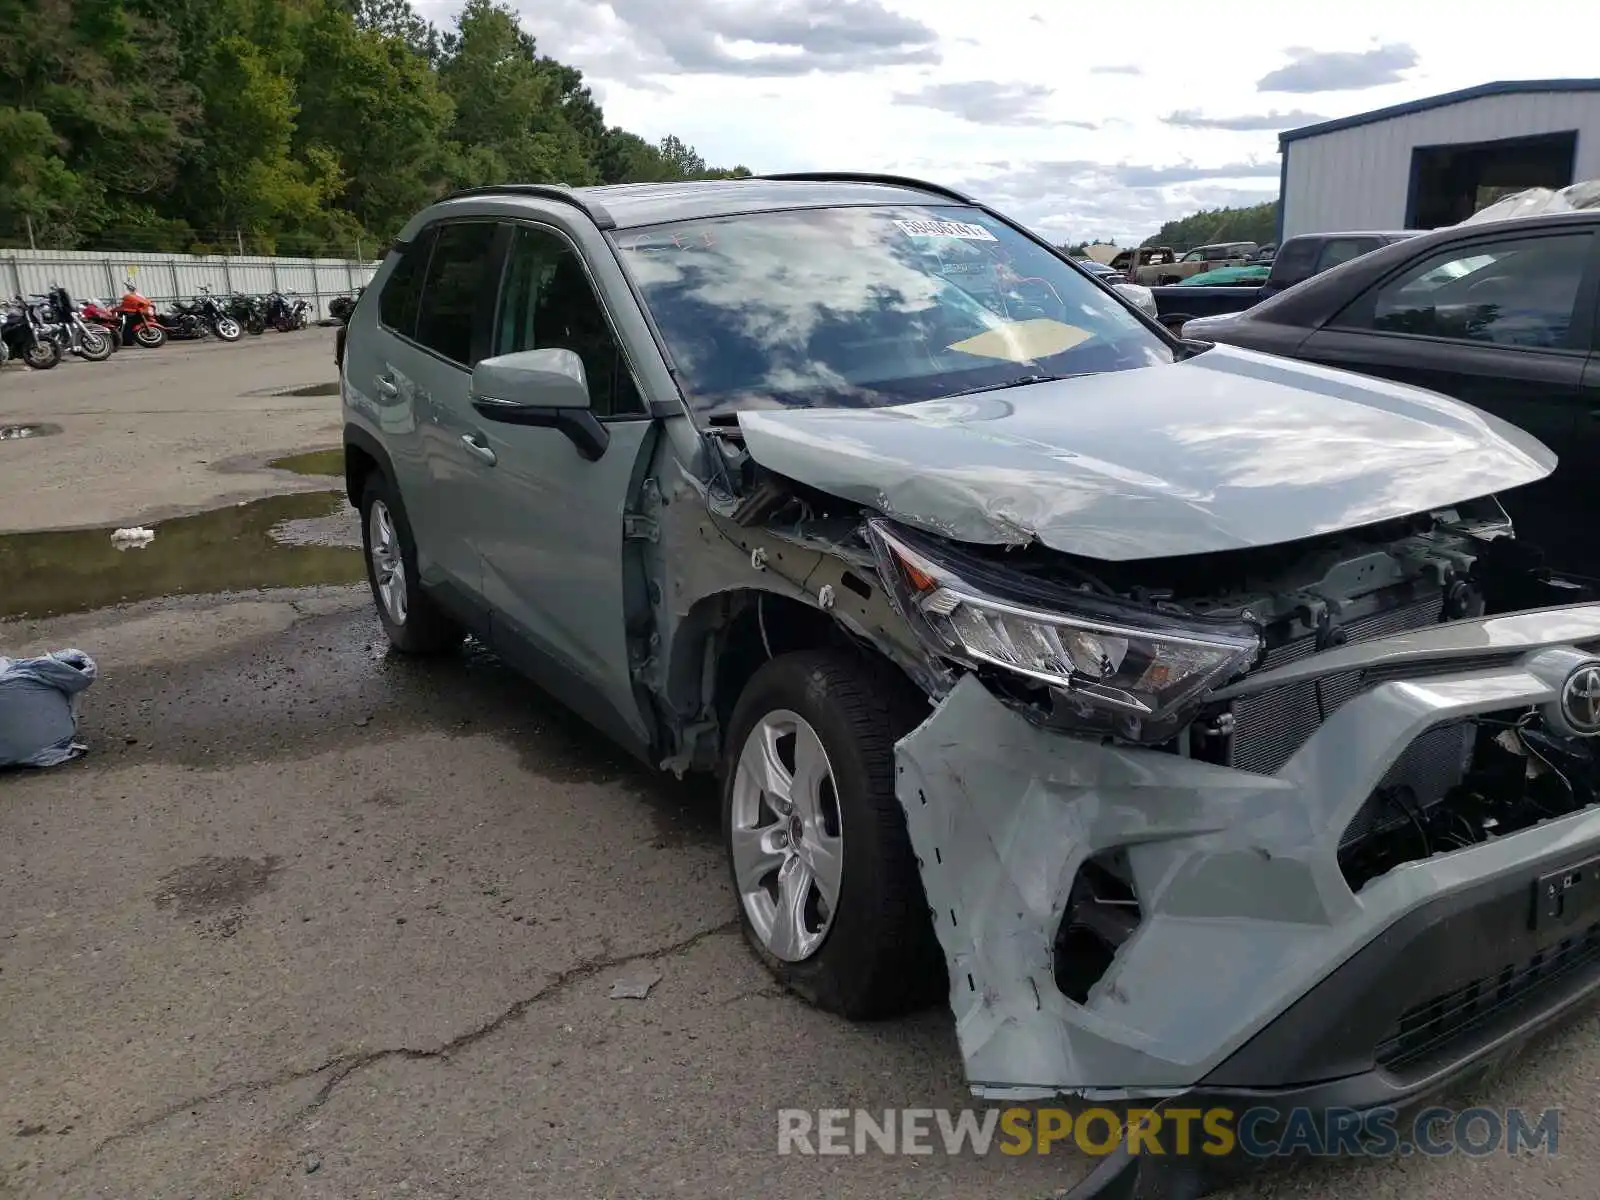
[1,338,1595,1199]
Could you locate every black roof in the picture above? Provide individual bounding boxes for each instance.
[1279,78,1600,147]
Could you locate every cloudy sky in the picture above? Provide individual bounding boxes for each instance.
[414,0,1598,244]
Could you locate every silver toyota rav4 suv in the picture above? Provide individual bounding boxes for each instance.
[342,174,1600,1196]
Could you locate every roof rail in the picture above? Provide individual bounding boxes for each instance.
[756,172,983,207]
[440,183,616,230]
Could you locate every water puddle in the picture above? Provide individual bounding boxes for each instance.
[0,492,364,621]
[269,448,343,476]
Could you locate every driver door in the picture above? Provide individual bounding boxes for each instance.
[467,222,659,753]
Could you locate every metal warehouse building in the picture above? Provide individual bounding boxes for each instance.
[1278,78,1600,239]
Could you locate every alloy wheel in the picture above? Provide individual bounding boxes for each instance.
[368,500,408,625]
[729,709,845,962]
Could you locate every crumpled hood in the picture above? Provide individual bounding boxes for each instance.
[734,343,1556,560]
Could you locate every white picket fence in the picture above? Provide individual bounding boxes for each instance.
[1,248,382,323]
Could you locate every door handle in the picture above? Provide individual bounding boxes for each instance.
[460,433,497,466]
[375,375,398,397]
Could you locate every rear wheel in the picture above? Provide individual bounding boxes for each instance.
[722,649,944,1018]
[359,472,463,655]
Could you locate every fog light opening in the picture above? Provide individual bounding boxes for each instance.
[1053,851,1143,1004]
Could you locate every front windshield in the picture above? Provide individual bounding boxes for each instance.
[608,205,1174,419]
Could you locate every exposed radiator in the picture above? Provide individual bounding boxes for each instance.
[1227,591,1446,776]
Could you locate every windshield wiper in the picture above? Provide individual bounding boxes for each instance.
[945,373,1075,398]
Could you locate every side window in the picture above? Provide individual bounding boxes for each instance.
[1314,237,1376,275]
[378,229,433,338]
[1271,238,1319,286]
[1349,233,1591,350]
[1181,250,1204,263]
[494,225,643,417]
[414,222,499,366]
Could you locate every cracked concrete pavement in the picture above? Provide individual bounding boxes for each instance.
[3,341,1599,1200]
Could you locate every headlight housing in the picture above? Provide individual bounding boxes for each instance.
[867,519,1261,742]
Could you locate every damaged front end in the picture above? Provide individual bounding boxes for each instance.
[701,405,1600,1194]
[860,501,1600,1086]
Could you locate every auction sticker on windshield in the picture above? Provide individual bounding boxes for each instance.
[895,219,997,241]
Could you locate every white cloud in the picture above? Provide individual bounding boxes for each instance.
[413,0,1600,243]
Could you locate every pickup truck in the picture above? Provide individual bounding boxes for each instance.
[1148,229,1416,331]
[1104,245,1178,277]
[1132,240,1258,285]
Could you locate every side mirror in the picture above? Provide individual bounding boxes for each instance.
[469,347,608,461]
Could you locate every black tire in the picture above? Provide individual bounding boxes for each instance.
[76,328,113,361]
[358,471,463,655]
[22,340,60,370]
[721,648,944,1019]
[135,324,166,348]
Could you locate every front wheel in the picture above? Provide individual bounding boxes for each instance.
[76,327,113,361]
[213,316,242,342]
[246,315,265,335]
[22,339,61,370]
[722,649,944,1019]
[134,323,167,348]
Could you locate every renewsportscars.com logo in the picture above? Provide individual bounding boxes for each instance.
[776,1106,1561,1159]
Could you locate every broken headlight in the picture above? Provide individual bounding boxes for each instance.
[867,519,1260,740]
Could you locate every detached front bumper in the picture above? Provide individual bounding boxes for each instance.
[894,604,1600,1159]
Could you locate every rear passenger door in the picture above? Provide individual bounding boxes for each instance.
[1296,228,1600,571]
[407,220,502,597]
[352,227,439,552]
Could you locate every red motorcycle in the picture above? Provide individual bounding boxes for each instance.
[80,299,123,352]
[111,282,167,348]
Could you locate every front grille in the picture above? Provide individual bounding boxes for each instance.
[1337,721,1476,851]
[1375,921,1600,1070]
[1228,592,1446,775]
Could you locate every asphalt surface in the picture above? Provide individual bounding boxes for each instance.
[2,341,1598,1199]
[0,331,343,534]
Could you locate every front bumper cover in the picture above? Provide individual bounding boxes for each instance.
[893,604,1600,1105]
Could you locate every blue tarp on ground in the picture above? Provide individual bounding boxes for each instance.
[0,649,97,768]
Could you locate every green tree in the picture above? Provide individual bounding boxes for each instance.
[295,3,453,240]
[0,0,749,253]
[436,0,595,187]
[1141,200,1279,251]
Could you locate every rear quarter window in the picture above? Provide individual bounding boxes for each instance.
[378,229,433,338]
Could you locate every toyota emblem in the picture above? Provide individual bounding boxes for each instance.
[1561,664,1600,736]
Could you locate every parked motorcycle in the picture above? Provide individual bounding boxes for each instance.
[226,292,267,335]
[40,286,113,361]
[328,289,361,323]
[80,298,123,350]
[1,296,64,370]
[159,287,242,341]
[264,290,310,332]
[113,283,167,348]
